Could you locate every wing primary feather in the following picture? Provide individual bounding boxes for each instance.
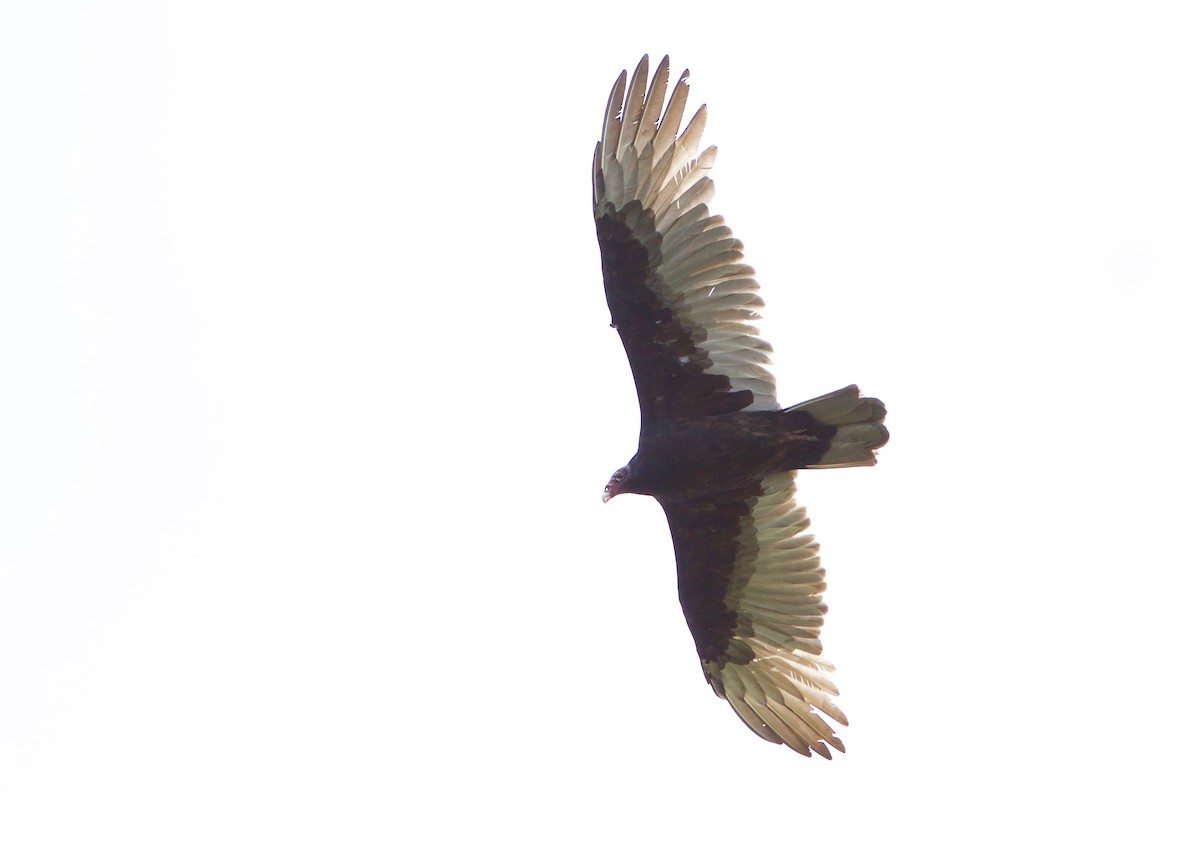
[635,56,671,152]
[616,55,650,174]
[599,70,627,185]
[652,67,691,164]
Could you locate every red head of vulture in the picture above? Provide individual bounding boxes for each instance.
[594,56,889,758]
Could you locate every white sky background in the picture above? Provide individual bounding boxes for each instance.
[3,1,1198,855]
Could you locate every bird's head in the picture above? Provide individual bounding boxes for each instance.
[601,463,634,503]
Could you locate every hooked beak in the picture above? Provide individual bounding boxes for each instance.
[603,466,630,504]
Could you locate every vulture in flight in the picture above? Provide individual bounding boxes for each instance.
[594,56,888,757]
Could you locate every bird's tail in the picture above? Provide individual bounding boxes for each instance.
[786,385,889,468]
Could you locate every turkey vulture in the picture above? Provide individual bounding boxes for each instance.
[594,56,888,757]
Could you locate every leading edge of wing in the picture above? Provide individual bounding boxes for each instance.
[594,56,779,420]
[662,473,846,757]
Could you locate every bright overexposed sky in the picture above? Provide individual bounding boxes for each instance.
[3,2,1198,855]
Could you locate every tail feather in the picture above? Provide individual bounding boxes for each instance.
[787,385,888,468]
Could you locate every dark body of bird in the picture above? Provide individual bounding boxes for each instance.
[594,56,889,758]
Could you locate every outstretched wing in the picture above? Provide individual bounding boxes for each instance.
[594,55,778,423]
[661,473,847,758]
